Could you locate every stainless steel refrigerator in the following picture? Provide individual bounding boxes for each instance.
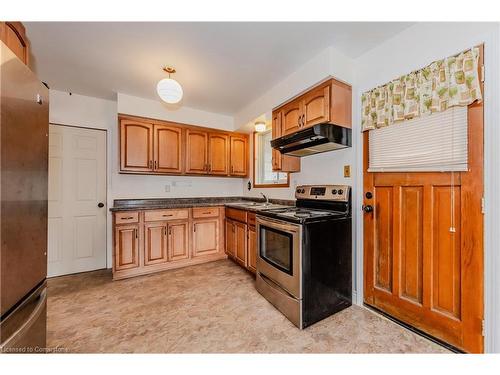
[0,41,49,353]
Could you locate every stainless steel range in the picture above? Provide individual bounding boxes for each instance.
[255,185,352,329]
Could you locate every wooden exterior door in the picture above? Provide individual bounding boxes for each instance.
[114,224,140,271]
[144,222,168,266]
[192,219,219,257]
[120,120,153,172]
[247,226,256,273]
[208,133,229,175]
[363,48,484,353]
[225,220,235,257]
[186,129,208,174]
[281,100,303,136]
[229,136,247,176]
[168,221,190,261]
[302,84,330,128]
[234,221,247,267]
[154,124,182,173]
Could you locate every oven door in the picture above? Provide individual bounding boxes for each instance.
[256,216,301,298]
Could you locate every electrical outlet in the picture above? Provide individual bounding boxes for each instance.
[164,184,171,192]
[344,165,351,178]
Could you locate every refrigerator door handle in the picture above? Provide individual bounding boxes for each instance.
[0,288,47,351]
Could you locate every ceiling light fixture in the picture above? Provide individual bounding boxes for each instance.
[255,121,267,133]
[157,67,183,104]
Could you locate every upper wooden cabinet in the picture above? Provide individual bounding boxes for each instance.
[120,120,154,172]
[119,115,248,177]
[0,22,30,66]
[186,129,209,174]
[229,135,248,176]
[271,111,300,173]
[154,125,182,173]
[273,77,352,136]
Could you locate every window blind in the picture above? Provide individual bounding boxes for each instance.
[368,106,468,172]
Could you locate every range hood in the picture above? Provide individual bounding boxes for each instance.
[271,123,352,157]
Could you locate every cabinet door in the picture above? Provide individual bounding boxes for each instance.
[302,84,330,128]
[144,222,168,266]
[192,219,220,257]
[271,110,300,173]
[208,133,229,175]
[120,120,154,172]
[247,227,257,273]
[168,221,190,261]
[281,100,303,136]
[225,220,235,257]
[0,22,29,65]
[229,135,247,176]
[114,224,140,271]
[186,129,208,174]
[234,221,247,267]
[154,124,182,173]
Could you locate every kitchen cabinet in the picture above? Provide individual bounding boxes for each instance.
[154,124,182,173]
[168,221,189,261]
[192,218,220,257]
[247,225,257,273]
[186,129,209,174]
[271,111,300,173]
[144,222,168,266]
[229,136,248,176]
[120,119,154,172]
[112,206,226,280]
[114,224,140,271]
[225,219,236,258]
[208,133,229,175]
[0,22,30,66]
[272,77,352,140]
[234,221,247,267]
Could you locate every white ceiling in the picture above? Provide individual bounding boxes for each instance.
[25,22,413,115]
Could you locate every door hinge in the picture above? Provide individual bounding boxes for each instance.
[481,65,485,83]
[482,319,485,336]
[481,197,485,214]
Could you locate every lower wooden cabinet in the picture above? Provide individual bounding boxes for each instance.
[113,207,225,280]
[225,219,236,257]
[192,218,220,257]
[114,224,140,271]
[247,226,257,273]
[234,221,247,267]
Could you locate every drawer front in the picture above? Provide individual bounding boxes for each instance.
[145,209,189,222]
[247,212,256,227]
[115,211,139,224]
[192,206,220,219]
[225,207,247,223]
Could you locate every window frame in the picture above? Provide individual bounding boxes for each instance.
[252,131,290,188]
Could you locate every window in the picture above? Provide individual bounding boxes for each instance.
[253,130,288,187]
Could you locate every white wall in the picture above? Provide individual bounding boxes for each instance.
[49,90,245,271]
[353,22,500,353]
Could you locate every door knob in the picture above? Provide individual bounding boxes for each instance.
[98,202,104,208]
[362,205,373,213]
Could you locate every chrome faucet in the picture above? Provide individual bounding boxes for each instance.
[260,192,269,205]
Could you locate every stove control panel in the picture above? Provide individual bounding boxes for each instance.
[295,185,350,202]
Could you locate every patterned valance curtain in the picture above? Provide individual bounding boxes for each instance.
[361,47,482,131]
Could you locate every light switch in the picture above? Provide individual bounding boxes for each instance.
[165,184,171,192]
[344,165,351,178]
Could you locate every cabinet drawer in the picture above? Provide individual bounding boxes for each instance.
[115,211,139,224]
[192,206,220,219]
[225,207,247,223]
[145,209,189,222]
[247,212,256,227]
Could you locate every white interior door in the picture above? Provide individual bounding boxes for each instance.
[48,124,107,277]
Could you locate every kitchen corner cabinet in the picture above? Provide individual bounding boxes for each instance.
[119,115,248,177]
[113,207,226,280]
[0,22,30,66]
[271,111,300,173]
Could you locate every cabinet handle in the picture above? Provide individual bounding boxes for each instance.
[162,214,174,217]
[164,227,167,236]
[302,114,305,127]
[231,165,234,173]
[149,160,153,169]
[122,216,134,220]
[135,229,138,238]
[193,225,196,232]
[154,160,157,170]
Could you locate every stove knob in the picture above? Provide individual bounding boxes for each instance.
[301,189,306,193]
[332,189,337,194]
[296,188,301,193]
[338,189,344,195]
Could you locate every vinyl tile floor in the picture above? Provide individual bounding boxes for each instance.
[47,259,449,353]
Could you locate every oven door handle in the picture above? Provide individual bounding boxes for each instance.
[256,216,299,233]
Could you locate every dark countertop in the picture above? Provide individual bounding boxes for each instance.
[110,196,294,212]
